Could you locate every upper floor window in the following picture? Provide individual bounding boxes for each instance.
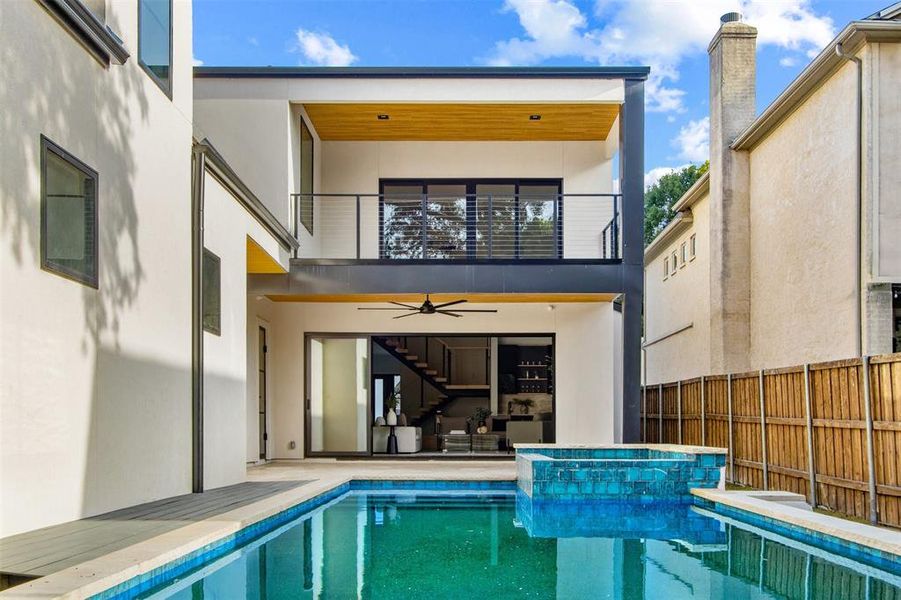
[690,234,697,260]
[663,257,669,280]
[299,118,314,235]
[680,241,687,267]
[202,249,221,335]
[37,0,129,66]
[139,0,172,96]
[671,250,678,273]
[41,136,98,288]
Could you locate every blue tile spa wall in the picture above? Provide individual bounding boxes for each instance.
[517,447,726,502]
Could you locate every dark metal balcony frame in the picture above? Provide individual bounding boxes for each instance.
[288,190,620,263]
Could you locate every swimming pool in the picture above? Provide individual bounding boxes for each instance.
[102,484,900,600]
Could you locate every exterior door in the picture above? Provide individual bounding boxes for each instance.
[258,326,268,460]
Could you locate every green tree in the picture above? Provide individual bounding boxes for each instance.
[644,161,709,245]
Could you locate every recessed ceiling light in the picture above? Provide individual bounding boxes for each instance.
[529,114,542,121]
[377,114,390,120]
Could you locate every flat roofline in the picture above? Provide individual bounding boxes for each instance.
[194,66,650,80]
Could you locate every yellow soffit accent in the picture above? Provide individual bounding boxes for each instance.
[247,237,287,274]
[302,103,620,141]
[265,293,617,303]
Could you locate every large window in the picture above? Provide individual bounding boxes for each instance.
[41,136,98,287]
[202,249,221,335]
[299,118,314,234]
[138,0,172,95]
[380,179,561,260]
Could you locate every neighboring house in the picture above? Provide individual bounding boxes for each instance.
[0,2,647,538]
[193,66,647,464]
[644,8,901,385]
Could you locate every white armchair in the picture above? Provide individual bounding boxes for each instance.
[372,426,422,453]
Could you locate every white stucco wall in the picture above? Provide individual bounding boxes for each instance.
[644,197,711,385]
[0,0,194,536]
[202,171,288,489]
[871,42,901,281]
[254,301,618,458]
[317,140,616,259]
[748,59,859,369]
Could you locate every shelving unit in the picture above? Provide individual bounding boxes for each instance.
[517,362,549,393]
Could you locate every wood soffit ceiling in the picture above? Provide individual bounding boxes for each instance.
[302,103,620,141]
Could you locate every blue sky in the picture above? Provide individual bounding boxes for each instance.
[194,0,888,185]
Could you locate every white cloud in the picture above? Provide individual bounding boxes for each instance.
[294,29,357,66]
[192,56,204,67]
[486,0,835,113]
[645,164,691,190]
[779,56,798,67]
[672,117,710,162]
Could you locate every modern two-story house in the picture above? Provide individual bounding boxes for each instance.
[193,66,647,467]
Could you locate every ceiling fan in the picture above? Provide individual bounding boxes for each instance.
[357,294,498,319]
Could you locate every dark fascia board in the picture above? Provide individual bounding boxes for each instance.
[248,261,628,296]
[194,139,299,252]
[37,0,130,67]
[194,66,650,81]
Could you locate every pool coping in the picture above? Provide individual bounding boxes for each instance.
[0,472,515,600]
[3,456,897,598]
[514,443,729,454]
[692,488,901,560]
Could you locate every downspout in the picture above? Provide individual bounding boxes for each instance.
[835,42,863,358]
[191,145,206,493]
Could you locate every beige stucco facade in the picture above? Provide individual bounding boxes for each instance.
[0,0,195,536]
[645,17,901,385]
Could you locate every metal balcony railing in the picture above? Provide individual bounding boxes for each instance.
[290,192,621,261]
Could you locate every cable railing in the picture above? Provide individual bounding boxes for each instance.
[290,192,621,261]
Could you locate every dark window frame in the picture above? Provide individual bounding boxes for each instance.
[40,135,99,288]
[202,248,221,336]
[377,178,563,260]
[299,117,314,235]
[137,0,173,98]
[36,0,130,66]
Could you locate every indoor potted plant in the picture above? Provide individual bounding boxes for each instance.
[386,392,399,426]
[512,397,535,415]
[472,407,492,434]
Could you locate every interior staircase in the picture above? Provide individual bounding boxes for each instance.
[372,336,489,424]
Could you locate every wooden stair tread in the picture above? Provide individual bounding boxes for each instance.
[424,370,437,375]
[445,384,491,390]
[405,355,418,361]
[395,348,408,353]
[414,362,429,368]
[434,377,447,382]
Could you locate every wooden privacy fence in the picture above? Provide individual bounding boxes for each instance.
[641,353,901,529]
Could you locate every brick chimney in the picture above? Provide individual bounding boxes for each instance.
[707,13,757,374]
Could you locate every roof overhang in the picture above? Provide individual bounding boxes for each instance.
[645,213,695,263]
[732,20,901,151]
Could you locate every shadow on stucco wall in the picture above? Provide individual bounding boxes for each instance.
[0,2,147,351]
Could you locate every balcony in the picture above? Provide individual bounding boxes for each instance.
[290,191,621,263]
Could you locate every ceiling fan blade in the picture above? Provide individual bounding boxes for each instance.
[392,312,422,319]
[433,299,467,309]
[357,307,415,311]
[389,301,421,309]
[442,309,498,313]
[437,310,463,318]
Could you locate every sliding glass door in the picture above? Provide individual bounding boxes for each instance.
[306,336,370,455]
[380,179,561,260]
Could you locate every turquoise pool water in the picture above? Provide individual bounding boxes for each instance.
[127,489,900,600]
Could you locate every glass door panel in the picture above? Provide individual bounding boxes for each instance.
[382,184,423,258]
[308,336,369,454]
[425,184,467,259]
[518,184,559,258]
[475,184,516,259]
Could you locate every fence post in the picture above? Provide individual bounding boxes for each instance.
[862,355,879,525]
[759,369,768,490]
[727,373,734,482]
[803,363,817,508]
[642,385,647,443]
[700,375,706,446]
[676,380,683,444]
[658,383,663,444]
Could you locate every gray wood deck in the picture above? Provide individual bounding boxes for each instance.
[0,480,310,578]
